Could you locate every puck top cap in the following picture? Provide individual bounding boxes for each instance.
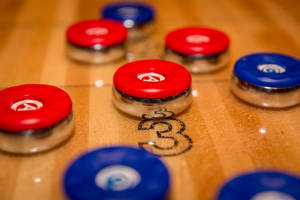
[101,2,155,27]
[66,19,127,48]
[0,84,72,132]
[234,53,300,88]
[166,27,230,56]
[217,171,300,200]
[113,59,192,99]
[63,146,170,200]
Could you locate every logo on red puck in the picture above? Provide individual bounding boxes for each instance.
[11,99,43,112]
[186,35,210,44]
[85,27,109,36]
[137,72,165,82]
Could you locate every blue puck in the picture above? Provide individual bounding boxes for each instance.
[63,146,170,200]
[101,2,155,28]
[217,171,300,200]
[234,53,300,88]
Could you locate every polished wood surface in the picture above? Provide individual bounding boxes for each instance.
[1,0,300,199]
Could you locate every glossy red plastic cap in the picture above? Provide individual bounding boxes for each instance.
[66,19,128,47]
[113,59,191,98]
[166,27,230,56]
[0,84,72,132]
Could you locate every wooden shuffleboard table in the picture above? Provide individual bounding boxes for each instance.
[1,0,300,199]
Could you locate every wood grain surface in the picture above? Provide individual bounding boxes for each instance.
[1,0,300,199]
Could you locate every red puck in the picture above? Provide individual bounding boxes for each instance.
[0,84,72,132]
[165,27,230,56]
[113,59,191,99]
[66,19,128,48]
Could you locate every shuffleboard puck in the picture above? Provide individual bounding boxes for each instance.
[0,84,74,154]
[63,146,170,200]
[231,53,300,108]
[101,2,155,41]
[217,171,300,200]
[112,59,192,118]
[66,19,127,64]
[164,27,230,73]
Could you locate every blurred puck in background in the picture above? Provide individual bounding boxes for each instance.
[101,2,155,40]
[66,19,127,64]
[164,27,230,73]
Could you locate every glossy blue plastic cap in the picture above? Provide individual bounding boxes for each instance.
[234,53,300,88]
[63,146,170,200]
[101,2,155,27]
[217,171,300,200]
